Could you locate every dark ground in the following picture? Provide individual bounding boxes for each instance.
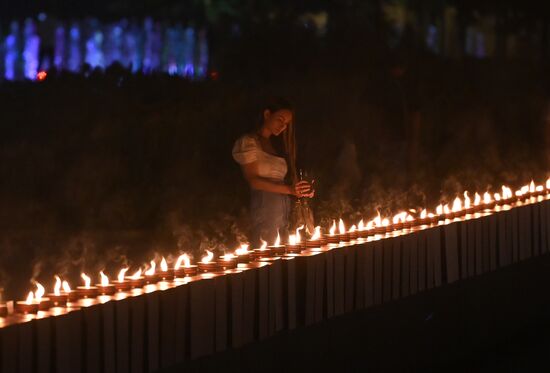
[161,253,550,372]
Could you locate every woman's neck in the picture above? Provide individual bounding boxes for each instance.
[258,126,271,139]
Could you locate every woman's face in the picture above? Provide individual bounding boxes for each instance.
[263,109,293,136]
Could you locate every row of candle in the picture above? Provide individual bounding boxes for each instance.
[7,178,550,315]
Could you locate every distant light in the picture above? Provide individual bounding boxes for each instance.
[36,70,47,81]
[209,70,219,80]
[37,13,47,22]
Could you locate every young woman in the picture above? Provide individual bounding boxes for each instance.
[232,97,314,248]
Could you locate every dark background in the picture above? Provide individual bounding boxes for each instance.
[1,0,550,304]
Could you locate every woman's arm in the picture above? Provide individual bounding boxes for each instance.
[240,162,311,196]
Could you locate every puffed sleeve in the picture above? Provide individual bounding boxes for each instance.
[232,135,258,165]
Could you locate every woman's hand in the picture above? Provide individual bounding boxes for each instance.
[292,180,315,198]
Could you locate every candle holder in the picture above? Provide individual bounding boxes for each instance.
[285,243,303,254]
[373,226,386,235]
[403,221,414,229]
[145,274,160,284]
[392,222,404,231]
[158,271,174,281]
[126,276,146,288]
[305,239,321,249]
[36,298,52,311]
[174,265,199,277]
[47,293,68,306]
[0,303,7,317]
[15,301,39,314]
[338,232,351,242]
[251,248,273,259]
[96,283,116,296]
[235,254,251,263]
[76,286,99,299]
[197,262,220,273]
[217,258,237,270]
[348,230,360,240]
[268,245,286,256]
[67,290,81,302]
[112,280,132,292]
[326,235,339,244]
[358,229,370,238]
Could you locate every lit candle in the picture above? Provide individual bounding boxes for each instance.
[306,226,323,248]
[15,291,39,314]
[218,253,237,270]
[286,234,302,253]
[348,224,358,239]
[34,282,51,310]
[174,253,198,277]
[338,219,350,242]
[47,275,69,306]
[252,239,273,259]
[76,273,98,298]
[126,268,146,288]
[158,257,174,280]
[197,250,220,272]
[112,268,131,291]
[234,244,252,263]
[145,260,159,283]
[96,271,116,295]
[268,230,286,255]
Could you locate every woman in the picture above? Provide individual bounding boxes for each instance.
[232,97,314,248]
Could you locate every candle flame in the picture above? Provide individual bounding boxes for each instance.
[35,282,45,301]
[436,204,443,215]
[366,221,374,229]
[483,192,492,204]
[406,214,414,222]
[130,269,142,279]
[349,225,357,232]
[202,250,214,264]
[25,291,34,304]
[288,234,297,245]
[358,220,364,231]
[145,260,156,276]
[160,257,168,272]
[222,253,236,261]
[547,178,550,190]
[338,219,346,234]
[463,191,471,209]
[62,280,71,293]
[175,254,190,269]
[536,185,544,192]
[443,204,451,215]
[329,220,337,236]
[81,273,91,288]
[529,180,535,193]
[100,271,109,286]
[502,186,513,199]
[392,211,407,224]
[295,225,304,243]
[451,196,462,212]
[520,185,529,194]
[54,275,62,296]
[373,213,381,227]
[274,230,281,246]
[235,245,250,256]
[381,218,390,227]
[473,193,481,206]
[494,192,501,201]
[311,226,321,240]
[118,268,129,283]
[420,209,427,219]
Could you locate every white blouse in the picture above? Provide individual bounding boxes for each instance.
[232,134,288,182]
